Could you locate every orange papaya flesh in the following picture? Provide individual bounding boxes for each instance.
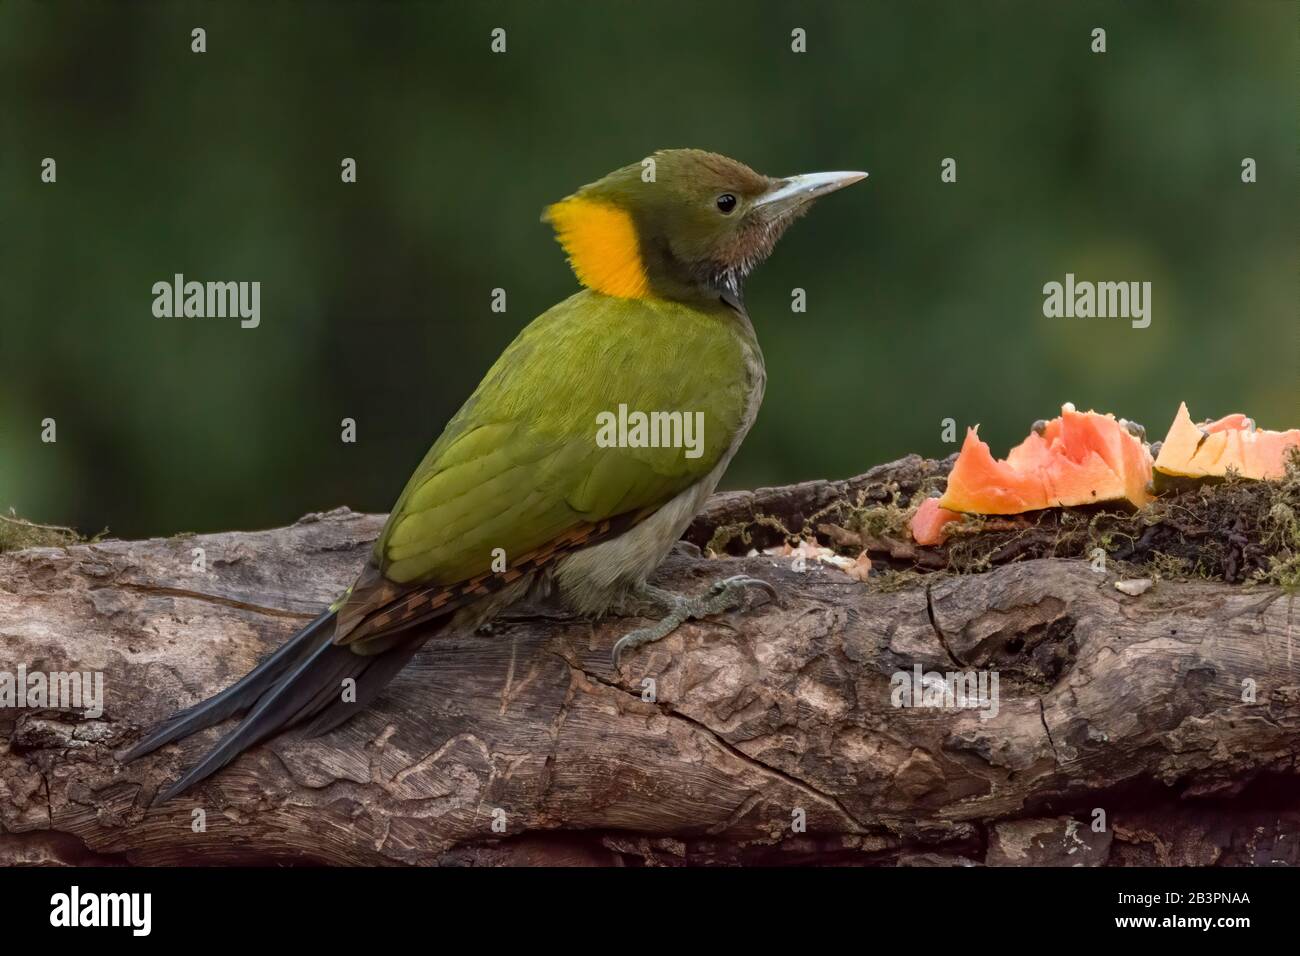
[938,405,1154,515]
[910,497,963,546]
[1154,402,1300,482]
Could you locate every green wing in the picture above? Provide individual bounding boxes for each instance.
[374,290,753,586]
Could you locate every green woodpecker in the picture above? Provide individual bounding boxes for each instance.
[122,149,866,802]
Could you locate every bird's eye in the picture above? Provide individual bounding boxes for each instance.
[716,193,737,214]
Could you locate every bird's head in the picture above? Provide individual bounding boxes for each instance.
[543,148,865,306]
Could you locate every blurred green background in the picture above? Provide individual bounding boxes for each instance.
[2,1,1295,540]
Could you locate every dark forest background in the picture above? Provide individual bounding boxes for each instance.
[3,1,1295,539]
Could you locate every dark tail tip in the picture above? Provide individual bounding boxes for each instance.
[150,630,418,804]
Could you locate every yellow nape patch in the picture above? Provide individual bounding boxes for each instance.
[544,197,649,299]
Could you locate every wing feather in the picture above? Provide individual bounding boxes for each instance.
[354,291,751,630]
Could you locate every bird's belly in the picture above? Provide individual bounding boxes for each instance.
[551,466,723,616]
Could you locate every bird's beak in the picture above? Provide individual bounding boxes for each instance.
[753,170,868,211]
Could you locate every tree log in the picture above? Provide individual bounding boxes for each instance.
[1,457,1297,866]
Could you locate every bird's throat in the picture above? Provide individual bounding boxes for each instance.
[544,197,651,300]
[545,196,749,310]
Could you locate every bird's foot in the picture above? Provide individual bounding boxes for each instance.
[608,582,682,619]
[610,575,779,668]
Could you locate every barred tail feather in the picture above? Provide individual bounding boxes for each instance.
[148,631,424,806]
[117,609,337,764]
[119,607,426,805]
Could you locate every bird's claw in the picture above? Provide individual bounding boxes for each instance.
[610,574,779,668]
[707,574,780,608]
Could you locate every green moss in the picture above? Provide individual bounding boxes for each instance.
[867,567,928,592]
[703,457,1300,588]
[0,511,84,552]
[1257,479,1300,591]
[934,460,1300,585]
[1144,551,1195,579]
[705,513,794,556]
[843,486,913,541]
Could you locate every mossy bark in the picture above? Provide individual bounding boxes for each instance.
[1,459,1297,866]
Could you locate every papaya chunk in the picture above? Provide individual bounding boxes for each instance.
[938,405,1153,514]
[910,497,963,546]
[1154,402,1300,481]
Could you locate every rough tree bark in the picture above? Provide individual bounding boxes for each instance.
[1,457,1296,866]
